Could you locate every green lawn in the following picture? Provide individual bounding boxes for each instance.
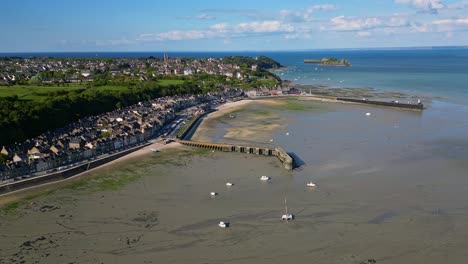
[157,79,185,86]
[0,84,128,101]
[0,84,84,98]
[0,79,186,101]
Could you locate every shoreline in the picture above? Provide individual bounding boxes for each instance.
[0,94,421,204]
[0,140,183,205]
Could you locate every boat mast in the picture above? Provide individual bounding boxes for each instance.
[284,197,288,214]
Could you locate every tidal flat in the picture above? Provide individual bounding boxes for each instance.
[2,99,468,264]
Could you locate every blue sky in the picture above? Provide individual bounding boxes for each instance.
[1,0,468,52]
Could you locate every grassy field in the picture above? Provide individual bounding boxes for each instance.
[157,79,185,86]
[0,79,186,101]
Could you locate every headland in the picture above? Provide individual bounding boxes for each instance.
[304,57,351,66]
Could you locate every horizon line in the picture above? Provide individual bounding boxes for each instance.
[1,45,468,54]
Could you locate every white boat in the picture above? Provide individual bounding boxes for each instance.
[286,132,290,135]
[260,176,271,181]
[210,192,218,196]
[365,112,371,116]
[218,221,229,228]
[281,197,294,221]
[269,139,274,142]
[282,214,294,221]
[150,149,159,152]
[307,182,317,187]
[226,182,234,186]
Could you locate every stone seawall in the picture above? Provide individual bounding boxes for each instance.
[178,140,294,170]
[337,98,424,110]
[275,147,293,170]
[0,143,150,195]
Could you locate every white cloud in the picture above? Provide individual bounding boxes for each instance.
[209,23,229,32]
[138,31,209,41]
[395,0,445,14]
[279,4,336,22]
[284,33,312,39]
[138,20,295,41]
[331,16,381,31]
[411,22,431,32]
[307,4,337,12]
[279,9,312,23]
[236,21,294,33]
[447,0,468,9]
[432,17,468,25]
[330,15,410,31]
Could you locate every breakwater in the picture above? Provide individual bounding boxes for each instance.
[336,98,424,110]
[0,143,150,195]
[178,140,294,170]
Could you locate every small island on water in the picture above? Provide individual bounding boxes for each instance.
[304,57,351,66]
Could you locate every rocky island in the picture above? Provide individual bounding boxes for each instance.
[304,57,351,66]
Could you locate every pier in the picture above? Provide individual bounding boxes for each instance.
[178,140,294,170]
[336,98,424,110]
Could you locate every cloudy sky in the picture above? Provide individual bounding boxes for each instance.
[1,0,468,52]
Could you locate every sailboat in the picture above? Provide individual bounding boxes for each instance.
[281,197,294,221]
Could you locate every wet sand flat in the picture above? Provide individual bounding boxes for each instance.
[2,99,468,263]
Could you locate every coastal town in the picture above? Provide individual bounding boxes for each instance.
[0,88,245,183]
[0,55,280,85]
[0,53,288,188]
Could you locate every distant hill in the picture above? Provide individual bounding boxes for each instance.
[222,56,282,70]
[304,58,351,66]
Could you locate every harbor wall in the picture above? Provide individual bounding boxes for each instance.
[337,98,424,110]
[275,147,293,170]
[178,140,293,170]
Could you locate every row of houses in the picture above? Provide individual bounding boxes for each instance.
[0,88,245,181]
[0,56,259,85]
[246,87,303,97]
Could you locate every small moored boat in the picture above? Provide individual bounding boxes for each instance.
[210,192,218,196]
[282,214,294,221]
[260,176,271,181]
[218,221,230,228]
[281,197,294,221]
[307,182,317,187]
[226,182,234,186]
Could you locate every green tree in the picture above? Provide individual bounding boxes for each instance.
[0,153,8,164]
[29,75,42,85]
